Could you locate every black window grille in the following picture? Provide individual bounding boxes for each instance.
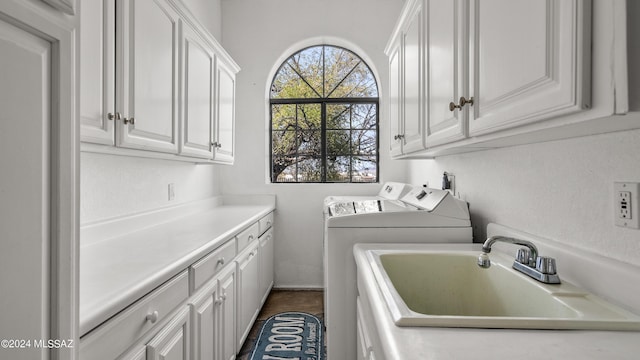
[270,45,379,183]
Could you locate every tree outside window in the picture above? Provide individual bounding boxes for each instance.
[270,45,379,183]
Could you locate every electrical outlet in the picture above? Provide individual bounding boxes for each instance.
[614,182,639,229]
[168,183,175,201]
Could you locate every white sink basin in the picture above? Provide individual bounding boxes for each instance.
[368,249,640,330]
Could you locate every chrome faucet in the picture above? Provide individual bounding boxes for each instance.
[477,235,561,284]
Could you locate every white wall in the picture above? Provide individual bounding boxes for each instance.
[80,153,220,224]
[80,0,224,225]
[220,0,407,288]
[182,0,222,40]
[406,123,640,267]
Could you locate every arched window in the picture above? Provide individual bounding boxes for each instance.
[270,45,379,183]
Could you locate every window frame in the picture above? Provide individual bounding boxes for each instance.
[269,45,380,184]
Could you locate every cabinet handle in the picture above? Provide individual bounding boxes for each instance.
[211,142,222,148]
[214,298,223,306]
[393,134,404,140]
[217,257,225,266]
[123,116,135,125]
[449,96,474,112]
[107,112,121,121]
[146,310,159,323]
[248,235,254,241]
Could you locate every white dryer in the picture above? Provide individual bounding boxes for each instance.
[324,185,473,360]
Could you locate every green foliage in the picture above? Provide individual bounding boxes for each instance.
[270,45,378,182]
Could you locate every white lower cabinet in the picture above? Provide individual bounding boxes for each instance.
[80,212,275,360]
[258,227,274,304]
[191,261,236,360]
[236,240,260,352]
[147,306,192,360]
[219,266,237,360]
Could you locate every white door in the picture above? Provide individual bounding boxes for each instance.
[468,0,590,136]
[387,37,403,157]
[117,0,180,153]
[192,282,219,360]
[213,59,236,163]
[424,0,467,146]
[0,16,52,360]
[236,242,259,352]
[80,0,116,145]
[258,229,274,304]
[400,0,426,154]
[180,24,215,159]
[218,265,236,360]
[147,307,191,360]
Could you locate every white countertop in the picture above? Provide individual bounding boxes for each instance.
[80,198,275,335]
[354,243,640,360]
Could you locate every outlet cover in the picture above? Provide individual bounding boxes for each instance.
[614,182,640,229]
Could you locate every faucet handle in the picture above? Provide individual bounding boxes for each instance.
[515,248,531,265]
[535,256,557,275]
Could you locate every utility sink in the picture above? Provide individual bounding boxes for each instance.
[367,250,640,330]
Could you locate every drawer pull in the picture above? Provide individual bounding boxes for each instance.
[146,310,159,324]
[266,221,272,228]
[248,235,254,241]
[217,257,225,266]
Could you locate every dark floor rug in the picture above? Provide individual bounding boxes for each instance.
[249,311,325,360]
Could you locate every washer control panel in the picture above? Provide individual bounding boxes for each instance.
[401,187,449,211]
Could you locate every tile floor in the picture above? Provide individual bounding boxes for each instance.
[237,289,324,360]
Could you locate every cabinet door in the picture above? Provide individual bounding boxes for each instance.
[400,0,426,154]
[218,265,236,360]
[468,0,590,136]
[424,0,467,146]
[258,228,274,305]
[192,282,219,360]
[80,0,116,145]
[147,306,191,360]
[387,37,403,157]
[236,242,259,352]
[117,0,180,153]
[180,24,215,159]
[213,58,236,164]
[0,16,53,360]
[119,345,146,360]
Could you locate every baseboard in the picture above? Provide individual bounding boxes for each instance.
[272,285,324,291]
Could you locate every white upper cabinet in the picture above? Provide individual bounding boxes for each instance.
[386,0,426,156]
[180,23,215,159]
[213,59,236,164]
[80,0,115,145]
[401,0,426,154]
[118,0,180,153]
[80,0,240,163]
[468,0,590,136]
[424,0,468,146]
[387,35,402,157]
[387,0,636,158]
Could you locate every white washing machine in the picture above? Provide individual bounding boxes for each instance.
[324,185,473,360]
[323,181,414,206]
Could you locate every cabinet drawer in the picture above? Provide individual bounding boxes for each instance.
[237,222,259,252]
[258,212,274,235]
[80,271,189,360]
[190,239,236,293]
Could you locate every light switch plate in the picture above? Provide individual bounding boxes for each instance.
[614,182,640,229]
